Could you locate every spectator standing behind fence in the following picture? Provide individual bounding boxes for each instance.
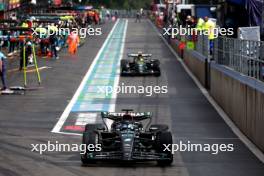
[196,18,205,31]
[203,16,216,54]
[186,16,196,28]
[67,32,80,55]
[204,17,215,39]
[0,51,7,91]
[172,12,181,27]
[185,16,197,50]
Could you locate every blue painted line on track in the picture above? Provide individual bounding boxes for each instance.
[71,19,126,112]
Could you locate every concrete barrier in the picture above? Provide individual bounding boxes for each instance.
[183,49,206,87]
[210,63,264,151]
[164,24,264,152]
[169,40,208,87]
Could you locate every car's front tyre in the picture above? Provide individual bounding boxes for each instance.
[81,131,97,165]
[81,124,102,165]
[155,131,173,166]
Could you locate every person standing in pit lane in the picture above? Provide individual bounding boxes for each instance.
[19,41,33,71]
[203,16,216,55]
[94,11,100,25]
[0,51,7,91]
[49,34,59,60]
[135,10,142,23]
[67,31,80,55]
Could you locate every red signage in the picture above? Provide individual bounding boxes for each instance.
[54,0,62,6]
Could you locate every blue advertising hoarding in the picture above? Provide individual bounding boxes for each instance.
[227,0,246,5]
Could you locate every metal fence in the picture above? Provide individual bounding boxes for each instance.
[165,25,264,81]
[213,37,264,81]
[195,34,210,58]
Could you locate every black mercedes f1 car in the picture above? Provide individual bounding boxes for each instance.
[120,53,161,77]
[81,109,173,166]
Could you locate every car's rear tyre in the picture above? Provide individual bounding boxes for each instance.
[154,68,161,77]
[81,132,97,164]
[151,60,160,67]
[121,59,130,76]
[156,132,173,166]
[121,59,129,69]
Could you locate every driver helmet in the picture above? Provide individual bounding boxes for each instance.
[137,51,144,61]
[138,51,143,57]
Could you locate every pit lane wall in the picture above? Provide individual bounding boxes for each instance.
[151,19,264,152]
[169,38,207,87]
[183,48,206,87]
[174,41,264,152]
[210,63,264,152]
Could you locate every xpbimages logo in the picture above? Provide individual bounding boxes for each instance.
[163,141,234,155]
[31,141,102,155]
[163,25,234,38]
[96,83,168,96]
[31,27,102,38]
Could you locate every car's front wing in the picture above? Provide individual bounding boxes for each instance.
[84,151,171,161]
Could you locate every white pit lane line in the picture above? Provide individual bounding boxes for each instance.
[148,20,264,163]
[52,19,128,135]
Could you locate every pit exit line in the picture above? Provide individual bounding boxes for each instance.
[52,19,128,135]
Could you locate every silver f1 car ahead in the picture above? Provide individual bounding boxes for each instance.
[120,53,161,77]
[81,109,173,166]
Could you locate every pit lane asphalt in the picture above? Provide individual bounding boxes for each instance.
[0,19,263,176]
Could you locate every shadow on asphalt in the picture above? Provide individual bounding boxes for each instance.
[81,161,173,168]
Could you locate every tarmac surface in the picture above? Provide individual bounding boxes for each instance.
[0,19,263,176]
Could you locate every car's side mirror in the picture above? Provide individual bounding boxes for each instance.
[97,127,106,131]
[149,126,158,132]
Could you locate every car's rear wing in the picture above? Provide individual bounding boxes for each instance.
[101,112,152,121]
[128,53,152,57]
